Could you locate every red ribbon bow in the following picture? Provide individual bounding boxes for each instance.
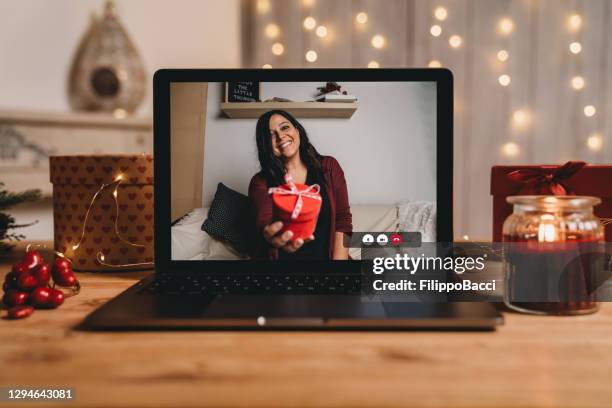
[507,161,586,195]
[268,174,321,220]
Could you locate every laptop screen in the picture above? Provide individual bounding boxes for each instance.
[169,80,437,262]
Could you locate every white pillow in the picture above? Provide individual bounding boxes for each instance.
[171,208,247,261]
[171,208,210,260]
[206,237,249,260]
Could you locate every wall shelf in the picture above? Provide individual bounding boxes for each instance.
[220,102,357,119]
[0,109,152,196]
[0,109,151,130]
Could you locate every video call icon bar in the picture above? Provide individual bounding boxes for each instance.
[345,232,422,248]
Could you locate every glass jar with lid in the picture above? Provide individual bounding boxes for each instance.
[502,196,604,315]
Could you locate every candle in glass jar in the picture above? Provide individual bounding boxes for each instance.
[502,196,604,315]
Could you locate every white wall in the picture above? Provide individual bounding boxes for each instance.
[202,81,436,206]
[0,0,241,115]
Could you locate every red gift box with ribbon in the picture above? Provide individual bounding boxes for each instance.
[491,162,612,242]
[268,175,322,240]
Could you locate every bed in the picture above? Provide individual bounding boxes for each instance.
[171,202,435,260]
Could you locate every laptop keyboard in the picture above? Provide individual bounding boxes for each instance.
[139,273,362,295]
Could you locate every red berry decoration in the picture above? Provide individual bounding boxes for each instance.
[4,248,79,319]
[17,273,38,291]
[3,272,18,291]
[7,305,34,319]
[12,261,30,276]
[2,290,29,307]
[31,287,52,308]
[32,263,51,287]
[57,273,77,287]
[54,257,71,272]
[52,257,78,287]
[47,289,64,308]
[23,249,43,269]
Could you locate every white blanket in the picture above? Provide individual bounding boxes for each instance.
[397,201,436,242]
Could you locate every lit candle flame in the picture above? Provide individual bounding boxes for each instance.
[538,214,558,242]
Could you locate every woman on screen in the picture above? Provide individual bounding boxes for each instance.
[248,110,352,260]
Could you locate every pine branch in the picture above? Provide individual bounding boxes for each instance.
[0,182,42,253]
[0,182,42,210]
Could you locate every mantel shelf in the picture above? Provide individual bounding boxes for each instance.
[220,102,357,119]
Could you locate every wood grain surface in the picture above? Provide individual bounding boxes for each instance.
[1,244,611,407]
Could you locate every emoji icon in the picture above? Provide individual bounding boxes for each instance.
[391,233,403,246]
[362,234,374,246]
[376,234,389,246]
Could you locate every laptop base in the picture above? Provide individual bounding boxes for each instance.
[83,275,503,330]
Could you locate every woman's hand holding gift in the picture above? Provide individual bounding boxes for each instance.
[263,221,314,253]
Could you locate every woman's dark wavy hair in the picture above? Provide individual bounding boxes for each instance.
[255,110,324,186]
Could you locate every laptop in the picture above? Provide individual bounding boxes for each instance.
[83,68,503,330]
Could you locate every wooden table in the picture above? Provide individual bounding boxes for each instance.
[1,244,611,407]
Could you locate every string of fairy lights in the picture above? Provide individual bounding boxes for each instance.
[70,174,153,269]
[494,10,603,157]
[256,0,605,157]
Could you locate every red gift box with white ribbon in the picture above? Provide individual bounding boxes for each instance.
[268,175,322,241]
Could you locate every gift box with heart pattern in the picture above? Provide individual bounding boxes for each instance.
[49,154,154,271]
